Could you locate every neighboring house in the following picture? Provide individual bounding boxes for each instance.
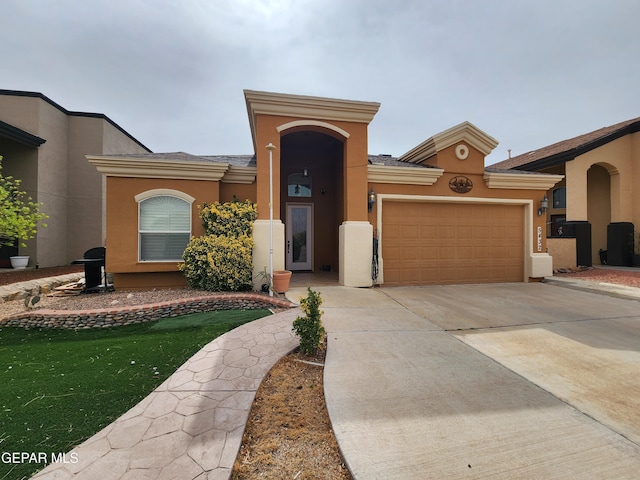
[88,90,562,290]
[492,117,640,269]
[0,89,150,268]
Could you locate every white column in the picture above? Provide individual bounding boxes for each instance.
[339,221,373,287]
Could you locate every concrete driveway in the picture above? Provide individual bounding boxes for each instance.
[289,283,640,479]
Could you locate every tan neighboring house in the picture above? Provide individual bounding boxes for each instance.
[492,117,640,269]
[88,90,562,290]
[0,89,150,268]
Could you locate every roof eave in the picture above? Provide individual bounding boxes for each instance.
[0,120,46,148]
[512,119,640,171]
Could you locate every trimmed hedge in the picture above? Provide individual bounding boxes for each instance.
[200,200,257,237]
[180,199,257,291]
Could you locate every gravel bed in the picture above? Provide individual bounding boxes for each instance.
[0,288,235,321]
[554,267,640,288]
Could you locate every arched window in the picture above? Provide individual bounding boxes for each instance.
[288,172,312,197]
[138,194,192,261]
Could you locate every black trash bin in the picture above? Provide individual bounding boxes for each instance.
[607,222,634,266]
[72,247,108,292]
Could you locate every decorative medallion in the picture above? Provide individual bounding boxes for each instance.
[455,144,469,160]
[449,176,473,193]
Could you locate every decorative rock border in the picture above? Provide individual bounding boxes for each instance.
[1,293,295,330]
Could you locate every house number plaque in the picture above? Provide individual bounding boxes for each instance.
[537,226,543,252]
[449,176,473,193]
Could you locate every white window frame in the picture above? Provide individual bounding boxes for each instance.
[135,189,195,262]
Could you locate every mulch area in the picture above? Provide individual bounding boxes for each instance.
[0,265,83,286]
[232,348,352,480]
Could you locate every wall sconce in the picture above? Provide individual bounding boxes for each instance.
[368,188,376,212]
[537,195,549,216]
[303,168,309,177]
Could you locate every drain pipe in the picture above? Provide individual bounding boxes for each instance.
[266,143,276,297]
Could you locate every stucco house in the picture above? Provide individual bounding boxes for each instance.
[492,117,640,269]
[0,89,150,268]
[88,90,562,290]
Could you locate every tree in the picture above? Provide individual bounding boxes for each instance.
[0,156,48,248]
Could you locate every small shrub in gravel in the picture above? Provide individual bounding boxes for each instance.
[293,288,325,356]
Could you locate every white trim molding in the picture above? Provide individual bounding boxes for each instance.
[399,121,499,164]
[244,89,380,151]
[276,119,351,139]
[484,171,564,190]
[221,165,257,184]
[367,165,445,185]
[134,189,195,204]
[375,194,552,284]
[88,155,229,181]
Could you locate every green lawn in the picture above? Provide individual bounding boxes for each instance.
[0,309,270,480]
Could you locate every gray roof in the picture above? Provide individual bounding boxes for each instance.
[368,154,436,168]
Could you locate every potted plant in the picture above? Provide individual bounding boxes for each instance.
[255,266,272,293]
[0,156,48,269]
[272,270,292,293]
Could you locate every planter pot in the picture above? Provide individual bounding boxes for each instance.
[10,255,29,270]
[272,270,292,293]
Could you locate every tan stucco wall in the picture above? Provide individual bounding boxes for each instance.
[368,175,550,255]
[0,93,149,267]
[253,114,370,223]
[547,237,577,270]
[104,177,219,281]
[219,182,256,204]
[564,133,640,262]
[28,97,69,267]
[67,117,149,264]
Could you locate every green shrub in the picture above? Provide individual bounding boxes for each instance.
[180,234,254,291]
[0,156,48,247]
[293,288,325,356]
[200,199,257,237]
[181,199,257,292]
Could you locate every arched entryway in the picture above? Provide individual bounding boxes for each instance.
[279,130,344,273]
[587,163,612,264]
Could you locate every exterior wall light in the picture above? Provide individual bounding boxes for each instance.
[538,195,549,216]
[368,188,377,212]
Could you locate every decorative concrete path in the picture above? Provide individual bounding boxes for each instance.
[32,308,300,480]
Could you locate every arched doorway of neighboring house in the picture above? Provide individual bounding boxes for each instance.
[279,130,344,273]
[587,163,612,264]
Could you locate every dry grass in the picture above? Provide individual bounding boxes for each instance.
[232,348,352,480]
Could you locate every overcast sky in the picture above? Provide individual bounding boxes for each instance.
[2,0,639,164]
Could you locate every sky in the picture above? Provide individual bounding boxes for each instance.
[2,0,639,164]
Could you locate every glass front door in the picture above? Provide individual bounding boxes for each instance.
[286,204,313,271]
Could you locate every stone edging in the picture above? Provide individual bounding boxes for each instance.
[0,293,295,330]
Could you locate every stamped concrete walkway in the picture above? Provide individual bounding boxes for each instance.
[32,307,299,480]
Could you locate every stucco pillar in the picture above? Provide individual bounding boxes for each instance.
[343,132,369,222]
[565,161,588,220]
[339,221,373,287]
[255,117,281,221]
[252,219,285,290]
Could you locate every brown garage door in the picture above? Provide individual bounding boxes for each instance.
[382,202,524,285]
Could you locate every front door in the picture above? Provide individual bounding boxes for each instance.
[286,204,313,271]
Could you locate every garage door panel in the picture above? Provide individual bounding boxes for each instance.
[382,202,524,285]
